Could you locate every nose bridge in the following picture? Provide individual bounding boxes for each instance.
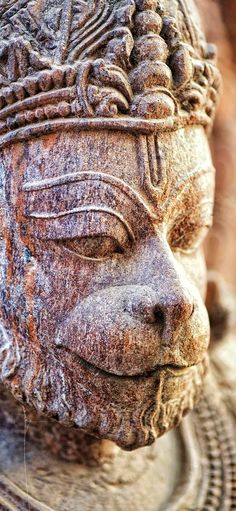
[150,246,194,340]
[158,286,194,343]
[155,262,193,313]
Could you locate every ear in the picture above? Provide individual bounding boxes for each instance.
[206,271,234,345]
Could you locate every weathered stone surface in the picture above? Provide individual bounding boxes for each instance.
[0,1,235,511]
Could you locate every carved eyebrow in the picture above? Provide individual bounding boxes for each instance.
[28,205,135,242]
[23,171,157,243]
[22,172,93,192]
[165,165,214,212]
[174,166,213,192]
[173,198,214,223]
[22,170,153,209]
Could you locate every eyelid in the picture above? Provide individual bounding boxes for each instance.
[29,205,134,238]
[25,208,134,248]
[60,235,124,261]
[171,224,211,255]
[169,199,214,231]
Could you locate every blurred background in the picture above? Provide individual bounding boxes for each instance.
[196,1,236,343]
[197,1,236,284]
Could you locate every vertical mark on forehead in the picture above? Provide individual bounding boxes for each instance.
[147,135,160,188]
[136,134,170,216]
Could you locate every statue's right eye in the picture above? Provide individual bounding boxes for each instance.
[58,235,124,260]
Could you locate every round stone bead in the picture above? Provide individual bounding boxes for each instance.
[57,102,71,117]
[24,110,37,123]
[133,34,168,62]
[134,11,163,36]
[12,83,25,101]
[35,107,46,121]
[131,91,175,119]
[15,112,27,126]
[130,61,172,93]
[45,104,59,119]
[6,117,18,129]
[182,89,204,111]
[169,46,193,87]
[135,0,158,10]
[38,70,53,92]
[4,89,15,105]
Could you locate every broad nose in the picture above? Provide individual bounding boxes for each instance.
[125,285,194,344]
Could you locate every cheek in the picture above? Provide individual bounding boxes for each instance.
[31,238,142,299]
[174,248,207,300]
[33,251,88,312]
[29,244,124,327]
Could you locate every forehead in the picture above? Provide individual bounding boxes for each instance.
[3,126,213,205]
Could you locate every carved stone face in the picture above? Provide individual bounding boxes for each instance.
[0,125,214,449]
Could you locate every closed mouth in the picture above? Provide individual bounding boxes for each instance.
[56,345,203,381]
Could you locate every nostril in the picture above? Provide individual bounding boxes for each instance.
[139,302,157,324]
[154,306,165,327]
[189,301,195,319]
[125,293,167,325]
[125,288,194,327]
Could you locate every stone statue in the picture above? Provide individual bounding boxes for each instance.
[0,1,235,510]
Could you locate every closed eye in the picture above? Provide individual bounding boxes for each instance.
[169,223,211,253]
[168,196,213,253]
[58,235,125,260]
[26,206,134,260]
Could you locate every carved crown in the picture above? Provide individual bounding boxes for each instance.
[0,0,221,147]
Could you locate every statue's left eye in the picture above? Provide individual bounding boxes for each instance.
[169,221,210,253]
[59,235,124,260]
[169,199,213,253]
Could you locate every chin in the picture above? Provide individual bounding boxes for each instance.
[80,356,208,450]
[1,330,208,450]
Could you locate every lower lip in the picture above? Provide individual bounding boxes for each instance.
[57,346,195,380]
